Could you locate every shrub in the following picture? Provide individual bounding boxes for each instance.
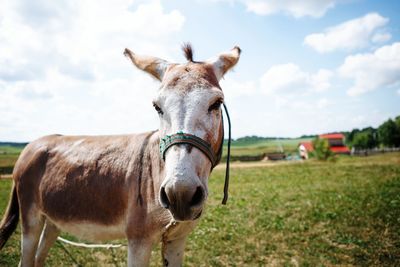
[312,137,334,161]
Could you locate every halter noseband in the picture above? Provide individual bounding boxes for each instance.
[160,132,220,167]
[159,103,231,204]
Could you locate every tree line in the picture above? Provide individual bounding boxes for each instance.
[346,115,400,149]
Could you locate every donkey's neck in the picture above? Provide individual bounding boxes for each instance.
[130,130,164,208]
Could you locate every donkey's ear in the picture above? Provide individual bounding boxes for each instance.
[209,46,241,80]
[124,48,169,81]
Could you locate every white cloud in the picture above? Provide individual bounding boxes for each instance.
[0,0,185,141]
[316,98,329,109]
[0,68,160,141]
[212,62,340,137]
[219,78,257,98]
[242,0,336,18]
[259,63,332,94]
[260,63,307,94]
[338,42,400,96]
[310,69,333,92]
[304,13,390,53]
[0,0,185,80]
[372,32,392,43]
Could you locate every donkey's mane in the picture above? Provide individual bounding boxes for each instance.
[182,43,194,62]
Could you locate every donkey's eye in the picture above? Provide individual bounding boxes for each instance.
[208,99,223,112]
[153,103,163,115]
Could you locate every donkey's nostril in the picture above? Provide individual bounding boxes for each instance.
[190,186,204,207]
[160,187,170,209]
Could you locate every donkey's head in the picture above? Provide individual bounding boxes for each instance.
[124,44,240,221]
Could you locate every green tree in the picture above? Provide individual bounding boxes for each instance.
[378,119,400,147]
[346,128,360,145]
[352,132,369,149]
[312,137,334,161]
[396,116,400,130]
[347,127,377,149]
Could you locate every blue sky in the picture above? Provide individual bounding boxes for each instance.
[1,0,399,141]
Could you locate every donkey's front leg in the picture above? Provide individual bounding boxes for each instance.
[127,239,153,267]
[161,236,187,267]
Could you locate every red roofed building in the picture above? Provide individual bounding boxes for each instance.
[299,133,350,159]
[319,133,350,154]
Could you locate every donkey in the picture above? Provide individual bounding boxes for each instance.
[0,44,241,267]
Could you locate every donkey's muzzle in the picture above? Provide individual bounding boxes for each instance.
[160,183,205,221]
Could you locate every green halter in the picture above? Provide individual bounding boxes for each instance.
[160,132,220,168]
[159,103,231,204]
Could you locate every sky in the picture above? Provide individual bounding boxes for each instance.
[1,0,400,141]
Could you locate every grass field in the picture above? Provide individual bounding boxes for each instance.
[223,137,311,162]
[0,145,24,175]
[224,138,312,157]
[0,145,24,154]
[1,153,399,266]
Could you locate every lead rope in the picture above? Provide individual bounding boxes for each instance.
[221,103,231,205]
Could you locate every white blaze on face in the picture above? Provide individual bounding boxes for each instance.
[155,86,224,195]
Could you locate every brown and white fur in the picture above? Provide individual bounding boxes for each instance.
[0,44,241,267]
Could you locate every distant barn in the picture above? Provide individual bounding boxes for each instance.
[299,133,350,159]
[319,133,350,154]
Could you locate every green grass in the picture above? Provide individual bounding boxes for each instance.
[0,154,19,168]
[1,153,399,266]
[0,145,24,155]
[0,145,23,171]
[225,138,312,157]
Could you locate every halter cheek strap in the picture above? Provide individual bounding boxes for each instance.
[159,103,232,205]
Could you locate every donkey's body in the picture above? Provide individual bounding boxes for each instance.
[0,44,240,266]
[15,132,171,241]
